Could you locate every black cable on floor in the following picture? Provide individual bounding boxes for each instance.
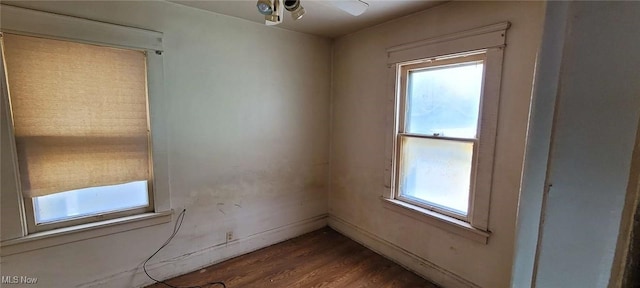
[143,209,227,288]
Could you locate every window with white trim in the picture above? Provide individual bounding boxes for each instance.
[383,22,509,239]
[1,33,154,232]
[0,5,170,247]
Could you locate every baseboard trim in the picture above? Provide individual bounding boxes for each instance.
[78,214,328,288]
[328,214,480,288]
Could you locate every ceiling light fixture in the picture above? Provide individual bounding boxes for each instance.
[256,0,273,15]
[284,0,305,20]
[257,0,369,27]
[258,0,283,25]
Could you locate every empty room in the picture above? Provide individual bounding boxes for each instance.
[1,1,639,287]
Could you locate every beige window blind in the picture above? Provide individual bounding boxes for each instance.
[2,33,150,198]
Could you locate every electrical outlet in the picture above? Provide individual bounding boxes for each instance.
[226,231,233,242]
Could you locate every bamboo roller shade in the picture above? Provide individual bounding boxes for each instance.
[2,33,150,198]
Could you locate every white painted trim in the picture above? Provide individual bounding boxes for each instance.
[76,214,328,288]
[510,3,569,287]
[387,22,510,64]
[387,22,510,53]
[0,4,163,52]
[0,210,173,256]
[328,214,481,288]
[146,47,171,214]
[382,63,399,194]
[469,46,504,230]
[381,198,489,244]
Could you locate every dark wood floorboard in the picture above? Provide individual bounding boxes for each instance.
[146,227,439,288]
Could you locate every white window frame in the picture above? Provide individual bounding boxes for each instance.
[0,5,172,255]
[2,35,157,233]
[381,22,510,244]
[396,52,486,221]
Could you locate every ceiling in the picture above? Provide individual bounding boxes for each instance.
[170,0,445,38]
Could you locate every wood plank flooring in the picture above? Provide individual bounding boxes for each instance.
[146,227,439,288]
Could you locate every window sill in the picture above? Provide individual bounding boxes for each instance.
[0,210,173,256]
[381,198,490,244]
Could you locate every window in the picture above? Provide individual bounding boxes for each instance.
[396,53,485,219]
[383,22,509,240]
[1,33,154,232]
[0,6,170,252]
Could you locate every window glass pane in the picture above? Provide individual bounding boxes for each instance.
[406,61,484,138]
[33,181,149,224]
[399,137,473,215]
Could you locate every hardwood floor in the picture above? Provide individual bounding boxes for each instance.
[146,227,439,288]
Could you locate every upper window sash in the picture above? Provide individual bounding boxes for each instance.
[398,52,487,138]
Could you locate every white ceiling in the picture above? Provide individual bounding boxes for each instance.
[170,0,445,38]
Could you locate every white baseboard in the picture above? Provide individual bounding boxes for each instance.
[328,214,480,288]
[78,214,328,288]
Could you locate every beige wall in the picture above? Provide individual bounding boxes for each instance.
[329,2,544,287]
[0,1,550,287]
[0,1,331,287]
[533,2,640,287]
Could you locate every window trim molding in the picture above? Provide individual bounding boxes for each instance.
[0,4,163,53]
[383,22,510,238]
[381,198,489,244]
[0,210,173,256]
[386,22,510,65]
[0,4,171,244]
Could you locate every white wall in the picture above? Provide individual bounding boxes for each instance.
[0,1,331,287]
[510,2,569,287]
[533,2,640,287]
[329,2,544,287]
